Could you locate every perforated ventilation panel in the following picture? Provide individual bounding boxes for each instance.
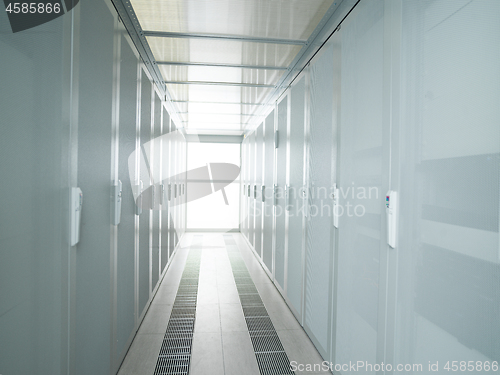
[224,234,295,375]
[153,236,202,375]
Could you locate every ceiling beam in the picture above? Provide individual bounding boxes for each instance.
[185,134,244,143]
[173,100,271,106]
[165,81,275,88]
[142,31,306,45]
[178,112,262,117]
[157,61,288,71]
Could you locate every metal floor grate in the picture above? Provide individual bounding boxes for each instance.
[223,235,295,375]
[153,236,203,375]
[250,332,286,353]
[255,352,295,375]
[245,316,276,332]
[236,285,259,294]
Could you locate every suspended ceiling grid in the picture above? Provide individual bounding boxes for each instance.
[128,0,338,135]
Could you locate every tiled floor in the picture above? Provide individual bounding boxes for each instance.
[118,233,331,375]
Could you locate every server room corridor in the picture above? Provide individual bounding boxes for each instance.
[1,0,499,375]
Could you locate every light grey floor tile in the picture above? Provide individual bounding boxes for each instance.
[138,304,172,334]
[198,271,217,284]
[222,331,261,375]
[194,303,220,333]
[189,332,224,375]
[265,301,302,331]
[217,283,240,304]
[220,303,247,332]
[255,281,285,306]
[152,288,177,305]
[161,269,183,286]
[216,274,236,285]
[117,333,163,375]
[249,271,272,284]
[197,283,219,304]
[278,329,330,374]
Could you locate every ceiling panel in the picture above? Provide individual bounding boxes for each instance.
[147,37,302,67]
[132,0,334,41]
[128,0,336,135]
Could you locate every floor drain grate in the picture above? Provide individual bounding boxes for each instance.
[153,236,203,375]
[223,235,295,375]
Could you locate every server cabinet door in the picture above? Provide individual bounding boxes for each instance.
[151,92,161,291]
[262,110,275,274]
[248,132,255,246]
[286,74,307,319]
[275,96,288,291]
[138,70,152,317]
[336,3,386,367]
[116,35,138,361]
[254,123,264,259]
[242,139,248,238]
[160,108,170,274]
[304,40,337,359]
[168,124,176,258]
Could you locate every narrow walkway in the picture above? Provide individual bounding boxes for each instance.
[118,233,330,375]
